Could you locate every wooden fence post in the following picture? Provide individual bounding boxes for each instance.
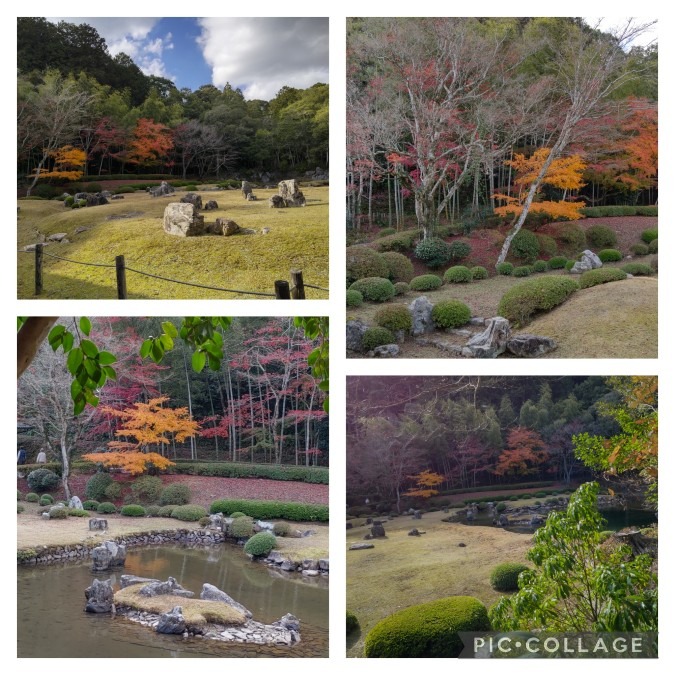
[34,244,43,296]
[115,255,127,299]
[274,280,291,299]
[290,269,306,299]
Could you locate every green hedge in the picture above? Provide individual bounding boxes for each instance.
[586,224,617,248]
[210,499,329,522]
[346,290,363,307]
[167,461,328,484]
[496,262,513,276]
[548,256,568,269]
[364,596,490,658]
[641,228,658,244]
[490,563,530,591]
[171,504,207,521]
[621,262,652,276]
[346,246,389,282]
[498,277,579,326]
[578,268,627,289]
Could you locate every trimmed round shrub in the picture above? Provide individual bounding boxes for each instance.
[229,511,247,518]
[471,266,488,280]
[121,504,146,517]
[64,196,74,207]
[513,265,532,277]
[243,531,277,557]
[86,472,113,501]
[382,251,414,282]
[146,505,161,517]
[622,262,652,276]
[532,260,548,273]
[375,231,418,252]
[131,475,163,504]
[348,277,396,302]
[449,240,471,261]
[39,494,54,506]
[49,506,68,519]
[346,289,363,307]
[273,522,291,537]
[374,304,412,332]
[498,276,580,326]
[363,596,490,658]
[199,516,211,527]
[548,256,567,269]
[631,243,649,256]
[648,238,657,254]
[641,228,658,244]
[25,492,39,503]
[579,268,627,289]
[490,562,530,591]
[362,327,396,351]
[171,504,207,521]
[415,237,453,268]
[409,274,443,291]
[393,282,409,296]
[346,247,389,283]
[347,611,360,634]
[82,500,100,510]
[534,491,547,498]
[511,229,540,263]
[104,482,122,500]
[431,300,472,329]
[586,224,617,248]
[496,262,513,276]
[598,249,622,263]
[159,504,178,517]
[27,468,60,492]
[229,515,255,538]
[159,483,191,506]
[97,502,116,514]
[509,495,519,501]
[443,266,472,284]
[536,233,558,257]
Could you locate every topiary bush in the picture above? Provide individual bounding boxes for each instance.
[120,504,146,517]
[496,502,507,512]
[513,265,532,277]
[229,511,247,518]
[490,562,530,591]
[509,495,519,501]
[565,260,576,271]
[159,483,191,506]
[26,492,39,503]
[103,482,122,500]
[498,277,580,326]
[243,531,277,557]
[598,249,622,263]
[532,260,548,273]
[374,304,413,332]
[171,504,207,521]
[374,231,418,252]
[431,300,472,329]
[131,475,164,504]
[362,327,396,351]
[443,266,472,283]
[448,240,471,261]
[229,515,255,538]
[346,289,364,307]
[97,502,116,514]
[27,468,60,492]
[621,262,652,276]
[471,266,488,280]
[68,508,90,517]
[415,238,453,269]
[648,239,657,254]
[393,281,409,296]
[496,262,513,276]
[347,610,360,634]
[548,256,567,269]
[631,243,649,256]
[18,504,25,514]
[146,505,161,517]
[363,596,490,658]
[511,229,540,263]
[348,277,396,303]
[273,522,291,537]
[409,274,443,291]
[381,251,415,282]
[586,224,617,248]
[82,500,100,510]
[159,504,178,517]
[39,494,54,506]
[86,472,113,501]
[641,228,658,244]
[579,268,627,289]
[346,246,389,283]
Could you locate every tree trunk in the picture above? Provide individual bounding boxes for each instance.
[17,317,58,378]
[60,433,71,501]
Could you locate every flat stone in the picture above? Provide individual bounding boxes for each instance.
[349,543,375,550]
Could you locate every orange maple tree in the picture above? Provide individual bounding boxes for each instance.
[125,118,174,168]
[31,145,86,181]
[403,469,445,498]
[494,427,549,478]
[83,396,200,474]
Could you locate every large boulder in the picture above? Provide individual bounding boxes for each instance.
[84,578,114,613]
[370,344,400,358]
[163,203,205,237]
[120,575,161,589]
[207,218,240,236]
[570,250,603,274]
[68,495,83,510]
[409,296,435,336]
[92,540,126,571]
[507,334,557,357]
[462,317,511,358]
[346,320,368,352]
[200,583,252,618]
[156,606,187,634]
[149,181,175,197]
[278,179,306,207]
[88,518,108,531]
[139,577,194,598]
[203,200,219,211]
[180,192,203,209]
[85,193,108,207]
[370,522,386,538]
[241,181,253,199]
[268,195,285,208]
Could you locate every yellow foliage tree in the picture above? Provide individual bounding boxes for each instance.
[31,145,86,181]
[403,469,445,499]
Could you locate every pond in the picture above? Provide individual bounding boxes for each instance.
[17,544,328,658]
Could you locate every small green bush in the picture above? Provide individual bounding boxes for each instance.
[363,596,490,658]
[25,492,39,503]
[448,241,471,261]
[229,511,247,518]
[548,256,567,269]
[362,327,396,351]
[68,508,90,517]
[415,238,453,268]
[347,610,360,634]
[18,504,25,513]
[443,266,472,283]
[631,243,649,256]
[511,229,540,263]
[104,482,122,500]
[114,185,136,194]
[97,502,116,514]
[513,265,532,277]
[536,233,558,257]
[229,515,255,538]
[374,304,412,332]
[598,249,622,262]
[550,222,586,253]
[509,495,519,501]
[131,475,164,504]
[409,274,443,291]
[378,227,397,237]
[496,262,513,276]
[198,516,211,527]
[432,300,472,329]
[82,500,100,510]
[346,246,389,282]
[471,266,488,280]
[648,239,657,254]
[120,504,146,517]
[490,562,530,591]
[498,276,579,326]
[146,505,161,516]
[159,483,191,506]
[622,262,652,276]
[244,531,277,556]
[565,260,576,271]
[586,224,617,248]
[532,260,548,273]
[346,289,363,307]
[579,268,627,288]
[273,522,291,537]
[86,472,113,501]
[64,196,74,207]
[496,502,506,512]
[348,277,396,302]
[49,506,69,519]
[27,468,60,492]
[159,504,178,517]
[374,231,418,252]
[534,492,547,498]
[17,490,22,501]
[381,251,414,282]
[171,504,207,521]
[641,228,658,244]
[393,281,409,296]
[39,494,54,506]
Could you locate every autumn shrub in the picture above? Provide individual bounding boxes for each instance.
[171,504,207,522]
[27,468,60,492]
[648,239,658,254]
[104,482,122,500]
[145,505,161,517]
[414,238,453,269]
[409,274,443,291]
[82,500,99,510]
[120,504,146,517]
[86,472,113,501]
[210,499,329,522]
[579,268,627,289]
[362,327,396,352]
[536,233,558,257]
[512,266,532,277]
[229,515,255,538]
[443,266,472,283]
[159,504,178,517]
[131,475,164,504]
[374,231,418,252]
[496,262,513,276]
[394,282,409,296]
[374,304,412,332]
[25,492,39,503]
[97,502,116,514]
[348,277,396,302]
[431,300,472,329]
[490,563,530,591]
[159,483,191,506]
[471,266,488,280]
[548,256,567,269]
[641,228,658,244]
[449,241,472,261]
[347,611,360,634]
[346,290,363,307]
[363,596,490,658]
[511,229,540,263]
[631,243,649,256]
[243,531,277,557]
[586,224,617,248]
[273,522,291,537]
[532,260,548,273]
[39,494,54,506]
[498,277,580,326]
[598,249,622,262]
[621,262,652,276]
[346,246,388,282]
[381,251,415,282]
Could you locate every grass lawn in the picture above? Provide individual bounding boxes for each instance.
[17,185,328,299]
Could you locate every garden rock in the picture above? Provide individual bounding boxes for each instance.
[370,522,386,538]
[462,317,511,358]
[149,181,175,197]
[180,192,203,209]
[92,541,126,571]
[498,514,509,527]
[408,296,435,335]
[369,344,400,358]
[268,195,285,208]
[140,577,194,598]
[246,193,257,201]
[200,583,252,618]
[48,232,69,242]
[275,613,300,632]
[571,250,603,274]
[203,200,219,210]
[84,578,114,613]
[110,194,125,200]
[207,218,240,236]
[120,575,160,589]
[507,334,557,357]
[318,559,329,571]
[68,496,83,510]
[278,179,306,207]
[408,528,420,536]
[241,181,253,199]
[346,320,368,352]
[413,510,422,520]
[349,543,375,550]
[157,606,187,634]
[163,203,205,237]
[208,514,225,530]
[85,193,109,207]
[89,518,108,531]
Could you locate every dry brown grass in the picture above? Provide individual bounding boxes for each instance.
[273,523,329,562]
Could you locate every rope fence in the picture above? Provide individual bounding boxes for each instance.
[20,244,328,299]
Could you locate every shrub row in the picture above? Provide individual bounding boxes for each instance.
[578,268,627,289]
[210,499,329,522]
[346,247,415,284]
[580,205,658,217]
[168,461,328,484]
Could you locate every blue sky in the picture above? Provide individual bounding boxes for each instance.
[47,17,329,100]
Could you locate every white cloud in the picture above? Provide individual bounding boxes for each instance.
[196,17,328,100]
